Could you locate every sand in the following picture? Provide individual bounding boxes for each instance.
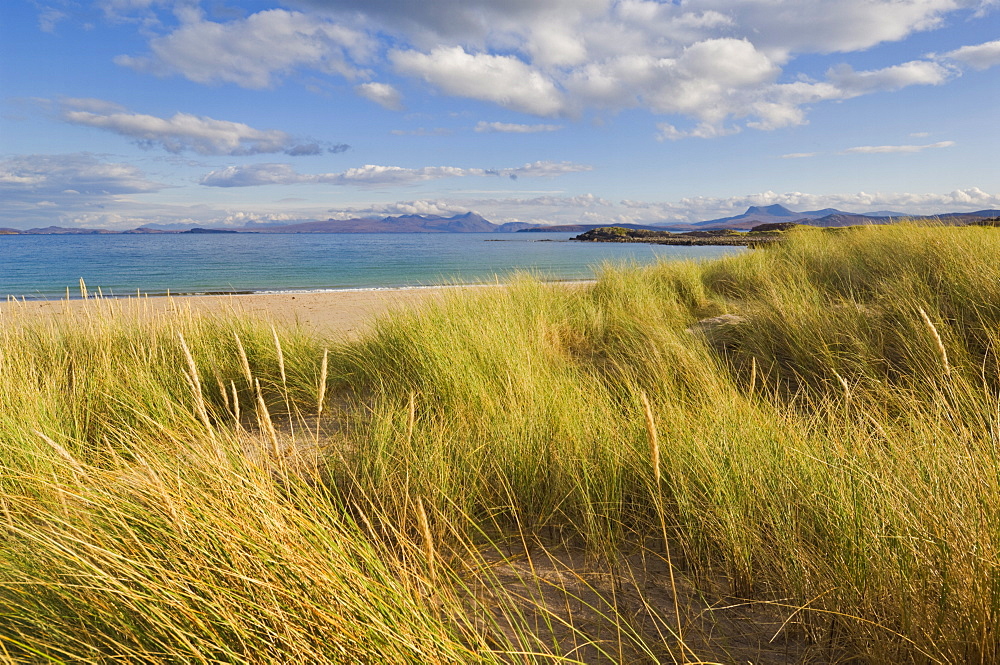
[0,287,489,339]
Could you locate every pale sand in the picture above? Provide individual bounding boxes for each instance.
[0,287,491,339]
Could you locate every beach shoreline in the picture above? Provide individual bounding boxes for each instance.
[0,281,592,339]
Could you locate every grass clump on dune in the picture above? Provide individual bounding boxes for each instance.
[3,223,1000,663]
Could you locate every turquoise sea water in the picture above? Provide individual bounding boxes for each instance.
[0,233,744,300]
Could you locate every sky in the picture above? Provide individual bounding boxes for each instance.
[1,0,998,230]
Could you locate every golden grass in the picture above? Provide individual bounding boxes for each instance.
[3,223,1000,662]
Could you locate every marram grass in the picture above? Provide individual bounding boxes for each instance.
[2,223,1000,662]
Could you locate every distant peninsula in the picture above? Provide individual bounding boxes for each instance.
[4,206,999,235]
[573,223,796,245]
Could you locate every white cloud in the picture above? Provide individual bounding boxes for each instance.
[690,0,962,55]
[0,154,165,200]
[296,0,973,59]
[108,1,997,137]
[390,46,566,116]
[293,0,607,46]
[0,153,173,229]
[326,199,471,219]
[475,121,563,133]
[940,39,1000,70]
[199,160,592,187]
[57,100,342,156]
[218,211,303,226]
[567,38,780,120]
[841,141,956,154]
[115,9,374,88]
[781,153,818,159]
[337,164,469,185]
[826,60,952,96]
[355,82,404,110]
[740,58,956,131]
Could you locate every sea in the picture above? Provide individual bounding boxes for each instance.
[0,232,744,300]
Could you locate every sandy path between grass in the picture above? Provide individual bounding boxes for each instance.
[0,287,493,340]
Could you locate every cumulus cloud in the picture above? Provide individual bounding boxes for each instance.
[294,0,976,58]
[55,99,346,156]
[114,8,374,88]
[325,199,472,219]
[218,211,304,226]
[293,0,606,45]
[939,39,1000,70]
[199,160,592,187]
[841,141,956,154]
[475,121,563,133]
[391,46,566,116]
[690,0,962,55]
[355,82,404,110]
[107,1,998,136]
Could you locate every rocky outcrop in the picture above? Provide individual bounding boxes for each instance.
[572,226,787,246]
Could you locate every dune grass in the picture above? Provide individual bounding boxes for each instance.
[2,223,1000,663]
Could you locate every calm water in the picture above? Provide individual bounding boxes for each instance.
[0,233,743,300]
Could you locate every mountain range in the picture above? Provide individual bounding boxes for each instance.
[681,204,1000,231]
[4,207,998,235]
[518,205,1000,233]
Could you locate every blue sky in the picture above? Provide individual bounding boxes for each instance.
[1,0,998,230]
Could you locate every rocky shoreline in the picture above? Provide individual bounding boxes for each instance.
[572,222,797,246]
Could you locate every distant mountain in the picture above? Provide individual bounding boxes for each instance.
[653,204,853,231]
[807,209,1000,228]
[519,223,674,233]
[134,222,208,231]
[863,210,909,217]
[495,221,539,232]
[652,205,1000,231]
[21,226,116,234]
[959,209,1000,219]
[123,226,173,234]
[254,212,502,233]
[805,213,887,227]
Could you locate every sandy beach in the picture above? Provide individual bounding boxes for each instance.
[0,287,488,339]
